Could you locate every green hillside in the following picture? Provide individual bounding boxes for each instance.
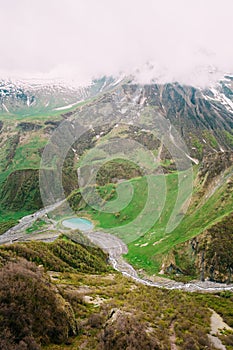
[68,154,233,279]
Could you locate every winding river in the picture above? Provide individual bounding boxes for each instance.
[1,204,233,293]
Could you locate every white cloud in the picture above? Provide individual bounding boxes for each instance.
[0,0,232,86]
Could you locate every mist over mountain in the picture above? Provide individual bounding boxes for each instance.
[1,0,233,87]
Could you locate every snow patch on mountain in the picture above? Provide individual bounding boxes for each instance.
[53,100,83,111]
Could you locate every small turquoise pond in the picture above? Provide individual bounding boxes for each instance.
[62,217,94,231]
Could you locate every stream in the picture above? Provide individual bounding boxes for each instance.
[1,204,233,293]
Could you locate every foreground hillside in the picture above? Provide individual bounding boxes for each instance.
[0,236,233,349]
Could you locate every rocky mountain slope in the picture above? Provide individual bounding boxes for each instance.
[64,74,233,161]
[161,152,233,283]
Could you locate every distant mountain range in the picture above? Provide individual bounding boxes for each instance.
[0,76,122,116]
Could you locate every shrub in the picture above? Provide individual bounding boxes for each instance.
[98,312,160,350]
[0,259,76,349]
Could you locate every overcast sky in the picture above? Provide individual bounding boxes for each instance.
[0,0,233,86]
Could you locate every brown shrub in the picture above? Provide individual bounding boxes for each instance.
[98,311,160,350]
[88,313,104,329]
[0,259,76,349]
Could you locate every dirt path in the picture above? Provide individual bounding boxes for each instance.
[208,309,233,350]
[210,309,233,335]
[169,321,178,350]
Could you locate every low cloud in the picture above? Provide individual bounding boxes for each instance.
[0,0,232,86]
